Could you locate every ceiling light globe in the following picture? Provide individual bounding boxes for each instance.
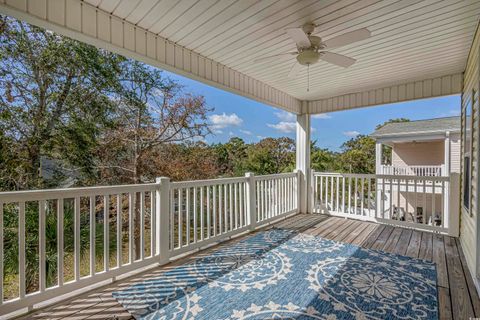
[297,50,320,65]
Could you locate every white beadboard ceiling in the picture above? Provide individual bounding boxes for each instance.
[82,0,480,102]
[0,0,478,113]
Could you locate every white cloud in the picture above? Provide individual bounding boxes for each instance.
[312,113,332,119]
[209,113,243,131]
[257,135,266,140]
[229,131,234,136]
[274,111,296,122]
[240,129,253,135]
[343,130,360,137]
[267,121,296,133]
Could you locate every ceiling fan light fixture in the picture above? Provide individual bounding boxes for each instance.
[296,50,320,66]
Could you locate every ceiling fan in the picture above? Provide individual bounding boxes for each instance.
[254,23,371,81]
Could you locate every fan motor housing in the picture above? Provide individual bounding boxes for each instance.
[296,50,320,65]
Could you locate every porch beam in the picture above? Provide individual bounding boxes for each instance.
[307,73,463,114]
[296,113,311,214]
[0,0,301,114]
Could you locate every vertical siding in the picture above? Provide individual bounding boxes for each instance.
[460,22,479,280]
[450,134,462,174]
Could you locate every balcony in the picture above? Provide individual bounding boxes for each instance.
[0,1,479,319]
[379,165,445,177]
[0,171,471,319]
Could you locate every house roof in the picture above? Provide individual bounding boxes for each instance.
[371,116,461,139]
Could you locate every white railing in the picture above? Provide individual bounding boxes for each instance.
[380,165,444,176]
[254,172,298,225]
[312,172,459,235]
[0,172,299,316]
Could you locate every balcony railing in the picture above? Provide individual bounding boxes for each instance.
[0,170,461,316]
[380,165,444,176]
[312,172,459,235]
[0,172,299,316]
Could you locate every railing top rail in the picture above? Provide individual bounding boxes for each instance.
[376,174,450,181]
[171,176,247,188]
[313,172,376,179]
[313,172,450,181]
[381,164,443,168]
[0,183,158,203]
[253,172,297,180]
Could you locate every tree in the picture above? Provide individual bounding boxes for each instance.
[213,137,248,176]
[0,15,122,190]
[156,142,221,181]
[311,140,339,172]
[97,61,211,185]
[339,135,376,173]
[243,137,295,174]
[95,61,211,258]
[376,118,410,130]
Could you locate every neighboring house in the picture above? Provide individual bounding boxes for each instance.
[371,117,461,226]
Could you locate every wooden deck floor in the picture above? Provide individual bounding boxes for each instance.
[16,214,480,320]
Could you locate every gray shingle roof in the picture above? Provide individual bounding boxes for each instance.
[371,116,460,138]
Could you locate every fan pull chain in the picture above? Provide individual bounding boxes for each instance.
[307,64,310,92]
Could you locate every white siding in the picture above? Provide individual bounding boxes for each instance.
[451,134,462,174]
[392,141,445,167]
[460,23,479,282]
[307,74,463,113]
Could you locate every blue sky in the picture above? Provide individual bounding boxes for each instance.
[166,70,460,151]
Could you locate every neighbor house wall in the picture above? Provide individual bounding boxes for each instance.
[450,133,461,174]
[460,22,480,286]
[392,141,444,167]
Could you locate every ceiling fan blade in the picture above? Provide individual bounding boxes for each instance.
[320,52,356,68]
[286,28,311,48]
[253,52,297,63]
[323,28,371,49]
[288,61,302,78]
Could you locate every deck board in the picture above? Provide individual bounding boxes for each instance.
[444,236,475,320]
[16,214,480,320]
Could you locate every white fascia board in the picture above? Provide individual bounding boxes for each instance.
[307,74,462,114]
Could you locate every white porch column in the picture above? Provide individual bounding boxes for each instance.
[296,113,311,214]
[444,131,451,176]
[375,142,382,174]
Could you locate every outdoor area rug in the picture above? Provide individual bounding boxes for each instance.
[113,229,438,319]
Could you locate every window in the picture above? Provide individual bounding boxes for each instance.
[463,155,470,209]
[462,89,474,212]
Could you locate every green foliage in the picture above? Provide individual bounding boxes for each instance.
[339,135,376,173]
[243,137,295,175]
[375,118,410,130]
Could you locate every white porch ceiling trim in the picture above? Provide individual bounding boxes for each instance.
[0,0,302,113]
[306,73,463,114]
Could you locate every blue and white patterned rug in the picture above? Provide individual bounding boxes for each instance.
[113,229,438,319]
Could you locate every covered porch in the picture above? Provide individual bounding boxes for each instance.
[0,0,479,319]
[15,214,480,320]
